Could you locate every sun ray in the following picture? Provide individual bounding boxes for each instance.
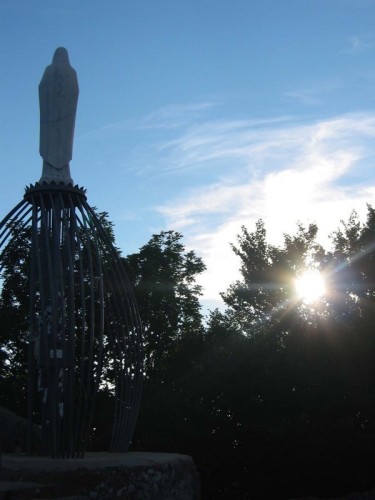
[295,269,326,304]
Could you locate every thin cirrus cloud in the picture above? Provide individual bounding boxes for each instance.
[345,35,375,54]
[156,112,375,309]
[154,116,305,176]
[283,80,342,107]
[137,102,217,130]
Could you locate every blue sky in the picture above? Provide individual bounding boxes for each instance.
[1,0,375,311]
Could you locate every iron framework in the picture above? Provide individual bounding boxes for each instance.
[0,182,143,457]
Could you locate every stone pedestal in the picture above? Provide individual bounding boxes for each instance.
[0,452,200,499]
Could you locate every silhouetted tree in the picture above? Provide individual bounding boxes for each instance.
[124,230,206,373]
[134,210,375,498]
[3,205,375,499]
[0,223,30,412]
[200,211,375,498]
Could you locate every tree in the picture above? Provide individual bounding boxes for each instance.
[124,230,206,373]
[198,211,375,497]
[0,222,31,413]
[134,211,375,498]
[221,219,326,336]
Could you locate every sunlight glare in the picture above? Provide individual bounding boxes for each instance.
[295,269,326,304]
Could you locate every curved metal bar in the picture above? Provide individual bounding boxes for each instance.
[72,196,105,455]
[67,198,87,456]
[58,192,77,456]
[39,192,59,457]
[82,201,143,451]
[0,198,29,236]
[0,202,32,267]
[73,202,98,453]
[27,201,38,454]
[0,184,143,458]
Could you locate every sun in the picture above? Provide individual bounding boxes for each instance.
[295,269,326,304]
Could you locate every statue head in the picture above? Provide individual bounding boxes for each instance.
[52,47,70,65]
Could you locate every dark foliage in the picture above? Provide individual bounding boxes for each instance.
[0,223,31,414]
[133,209,375,499]
[123,230,206,374]
[2,209,375,498]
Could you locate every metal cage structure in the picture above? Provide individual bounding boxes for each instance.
[0,182,143,457]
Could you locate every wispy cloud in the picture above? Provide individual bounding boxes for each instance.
[345,35,375,54]
[284,90,324,106]
[284,80,342,107]
[80,102,375,313]
[155,112,375,309]
[138,102,217,130]
[151,116,305,175]
[80,102,217,139]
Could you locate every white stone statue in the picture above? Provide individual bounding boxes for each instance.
[39,47,79,184]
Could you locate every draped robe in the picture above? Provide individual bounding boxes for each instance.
[39,48,79,183]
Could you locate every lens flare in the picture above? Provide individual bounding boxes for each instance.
[295,269,326,304]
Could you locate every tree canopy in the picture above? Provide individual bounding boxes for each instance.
[134,208,375,498]
[2,209,375,498]
[123,230,206,373]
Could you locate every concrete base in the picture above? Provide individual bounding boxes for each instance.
[1,452,200,499]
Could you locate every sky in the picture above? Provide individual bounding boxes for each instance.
[1,0,375,313]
